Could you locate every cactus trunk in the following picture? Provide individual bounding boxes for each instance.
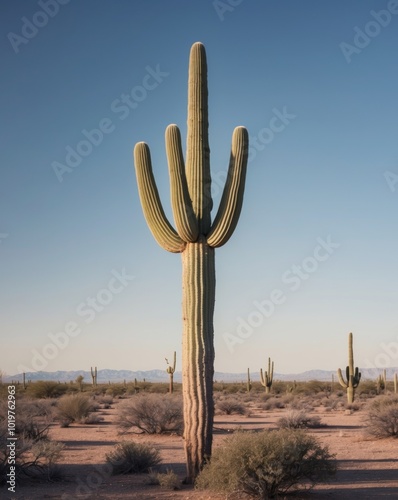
[182,239,215,478]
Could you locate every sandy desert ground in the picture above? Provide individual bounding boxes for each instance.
[4,393,398,500]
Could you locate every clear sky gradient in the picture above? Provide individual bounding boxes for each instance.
[1,0,398,377]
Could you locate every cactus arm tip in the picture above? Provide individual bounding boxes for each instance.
[206,126,249,248]
[134,142,186,253]
[166,125,199,242]
[337,368,348,388]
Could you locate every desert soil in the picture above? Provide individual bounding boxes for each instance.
[4,398,398,499]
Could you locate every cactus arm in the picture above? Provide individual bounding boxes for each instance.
[260,368,265,385]
[186,42,212,234]
[134,142,186,253]
[166,125,199,242]
[337,368,348,388]
[206,127,248,248]
[354,368,361,387]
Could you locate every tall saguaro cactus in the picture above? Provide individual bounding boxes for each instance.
[260,357,274,393]
[337,332,361,404]
[134,42,248,481]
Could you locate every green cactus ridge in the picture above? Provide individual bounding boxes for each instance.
[134,42,248,481]
[337,332,361,403]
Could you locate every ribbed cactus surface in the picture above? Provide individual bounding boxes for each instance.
[134,42,248,481]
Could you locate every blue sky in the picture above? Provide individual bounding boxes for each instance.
[1,0,398,377]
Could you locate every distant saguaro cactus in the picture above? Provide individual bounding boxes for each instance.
[134,42,249,481]
[91,366,97,387]
[376,369,386,395]
[337,332,361,403]
[247,368,252,393]
[394,373,397,394]
[260,357,274,394]
[165,351,176,394]
[75,375,84,392]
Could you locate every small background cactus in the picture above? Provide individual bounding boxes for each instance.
[260,357,274,394]
[246,368,252,393]
[165,352,176,394]
[91,366,97,387]
[337,332,361,403]
[376,369,386,395]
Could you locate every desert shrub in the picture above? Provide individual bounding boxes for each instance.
[81,413,104,424]
[280,393,295,406]
[157,469,181,490]
[27,381,70,399]
[0,401,63,483]
[29,440,65,479]
[364,396,398,438]
[259,397,285,411]
[288,396,314,412]
[277,410,324,429]
[216,397,247,415]
[97,395,113,408]
[117,394,183,434]
[218,383,244,395]
[105,441,161,475]
[320,396,340,410]
[56,393,93,425]
[345,401,361,412]
[0,398,54,442]
[358,379,378,396]
[105,384,126,397]
[196,429,336,498]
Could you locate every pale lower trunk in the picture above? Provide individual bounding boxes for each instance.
[181,238,215,482]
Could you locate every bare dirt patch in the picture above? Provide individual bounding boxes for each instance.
[5,396,398,499]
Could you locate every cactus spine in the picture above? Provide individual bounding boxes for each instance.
[91,366,97,387]
[260,357,274,393]
[337,332,361,403]
[165,351,177,394]
[134,42,248,481]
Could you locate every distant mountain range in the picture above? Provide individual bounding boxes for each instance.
[5,367,397,383]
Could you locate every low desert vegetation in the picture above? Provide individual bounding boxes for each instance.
[215,396,247,415]
[105,441,161,475]
[0,399,64,483]
[277,409,324,429]
[145,469,181,490]
[195,428,336,498]
[27,380,71,399]
[364,396,398,438]
[117,393,183,434]
[56,393,96,426]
